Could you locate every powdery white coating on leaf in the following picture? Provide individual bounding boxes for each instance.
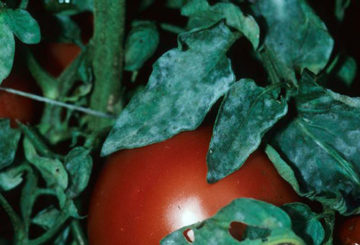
[271,72,360,215]
[252,0,333,79]
[102,22,237,155]
[0,18,15,83]
[207,79,288,182]
[3,9,41,44]
[182,0,260,49]
[161,198,308,244]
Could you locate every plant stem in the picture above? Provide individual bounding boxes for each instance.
[71,220,87,245]
[89,0,126,130]
[0,87,114,118]
[27,213,70,245]
[19,0,28,9]
[0,193,26,243]
[25,49,58,99]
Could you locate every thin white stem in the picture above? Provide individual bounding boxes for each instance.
[0,87,115,119]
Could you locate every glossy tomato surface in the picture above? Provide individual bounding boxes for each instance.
[0,73,40,126]
[88,127,301,245]
[338,215,360,245]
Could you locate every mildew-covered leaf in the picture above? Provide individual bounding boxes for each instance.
[161,198,305,245]
[252,0,333,82]
[182,0,260,48]
[207,80,288,182]
[4,9,40,44]
[0,18,15,83]
[102,22,238,155]
[269,71,360,215]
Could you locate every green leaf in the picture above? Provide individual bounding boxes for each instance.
[161,198,305,245]
[281,203,325,245]
[102,22,238,155]
[23,138,68,190]
[0,18,15,83]
[319,208,335,245]
[0,119,21,170]
[270,71,360,215]
[0,165,26,191]
[64,147,92,198]
[336,57,357,87]
[331,56,357,87]
[3,9,40,44]
[20,169,38,228]
[182,0,260,48]
[252,0,333,81]
[32,206,60,230]
[124,21,159,71]
[335,0,351,21]
[207,80,288,182]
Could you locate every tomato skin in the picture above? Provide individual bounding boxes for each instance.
[338,215,360,245]
[34,42,81,77]
[88,127,301,245]
[0,73,40,126]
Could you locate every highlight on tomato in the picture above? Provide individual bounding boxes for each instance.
[87,127,301,245]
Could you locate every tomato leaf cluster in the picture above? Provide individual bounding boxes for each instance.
[0,119,92,244]
[0,0,359,244]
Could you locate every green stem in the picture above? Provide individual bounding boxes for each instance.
[19,0,29,9]
[0,193,26,243]
[0,87,113,118]
[25,49,58,99]
[27,212,70,245]
[89,0,126,129]
[71,220,87,245]
[160,23,186,34]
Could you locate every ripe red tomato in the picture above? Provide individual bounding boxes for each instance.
[0,73,40,126]
[338,215,360,245]
[88,127,301,245]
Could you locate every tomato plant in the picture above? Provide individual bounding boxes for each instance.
[87,127,301,245]
[0,73,39,126]
[337,215,360,245]
[1,0,360,244]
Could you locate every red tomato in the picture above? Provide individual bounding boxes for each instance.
[32,14,92,77]
[88,127,301,245]
[0,73,40,126]
[34,42,81,77]
[338,215,360,245]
